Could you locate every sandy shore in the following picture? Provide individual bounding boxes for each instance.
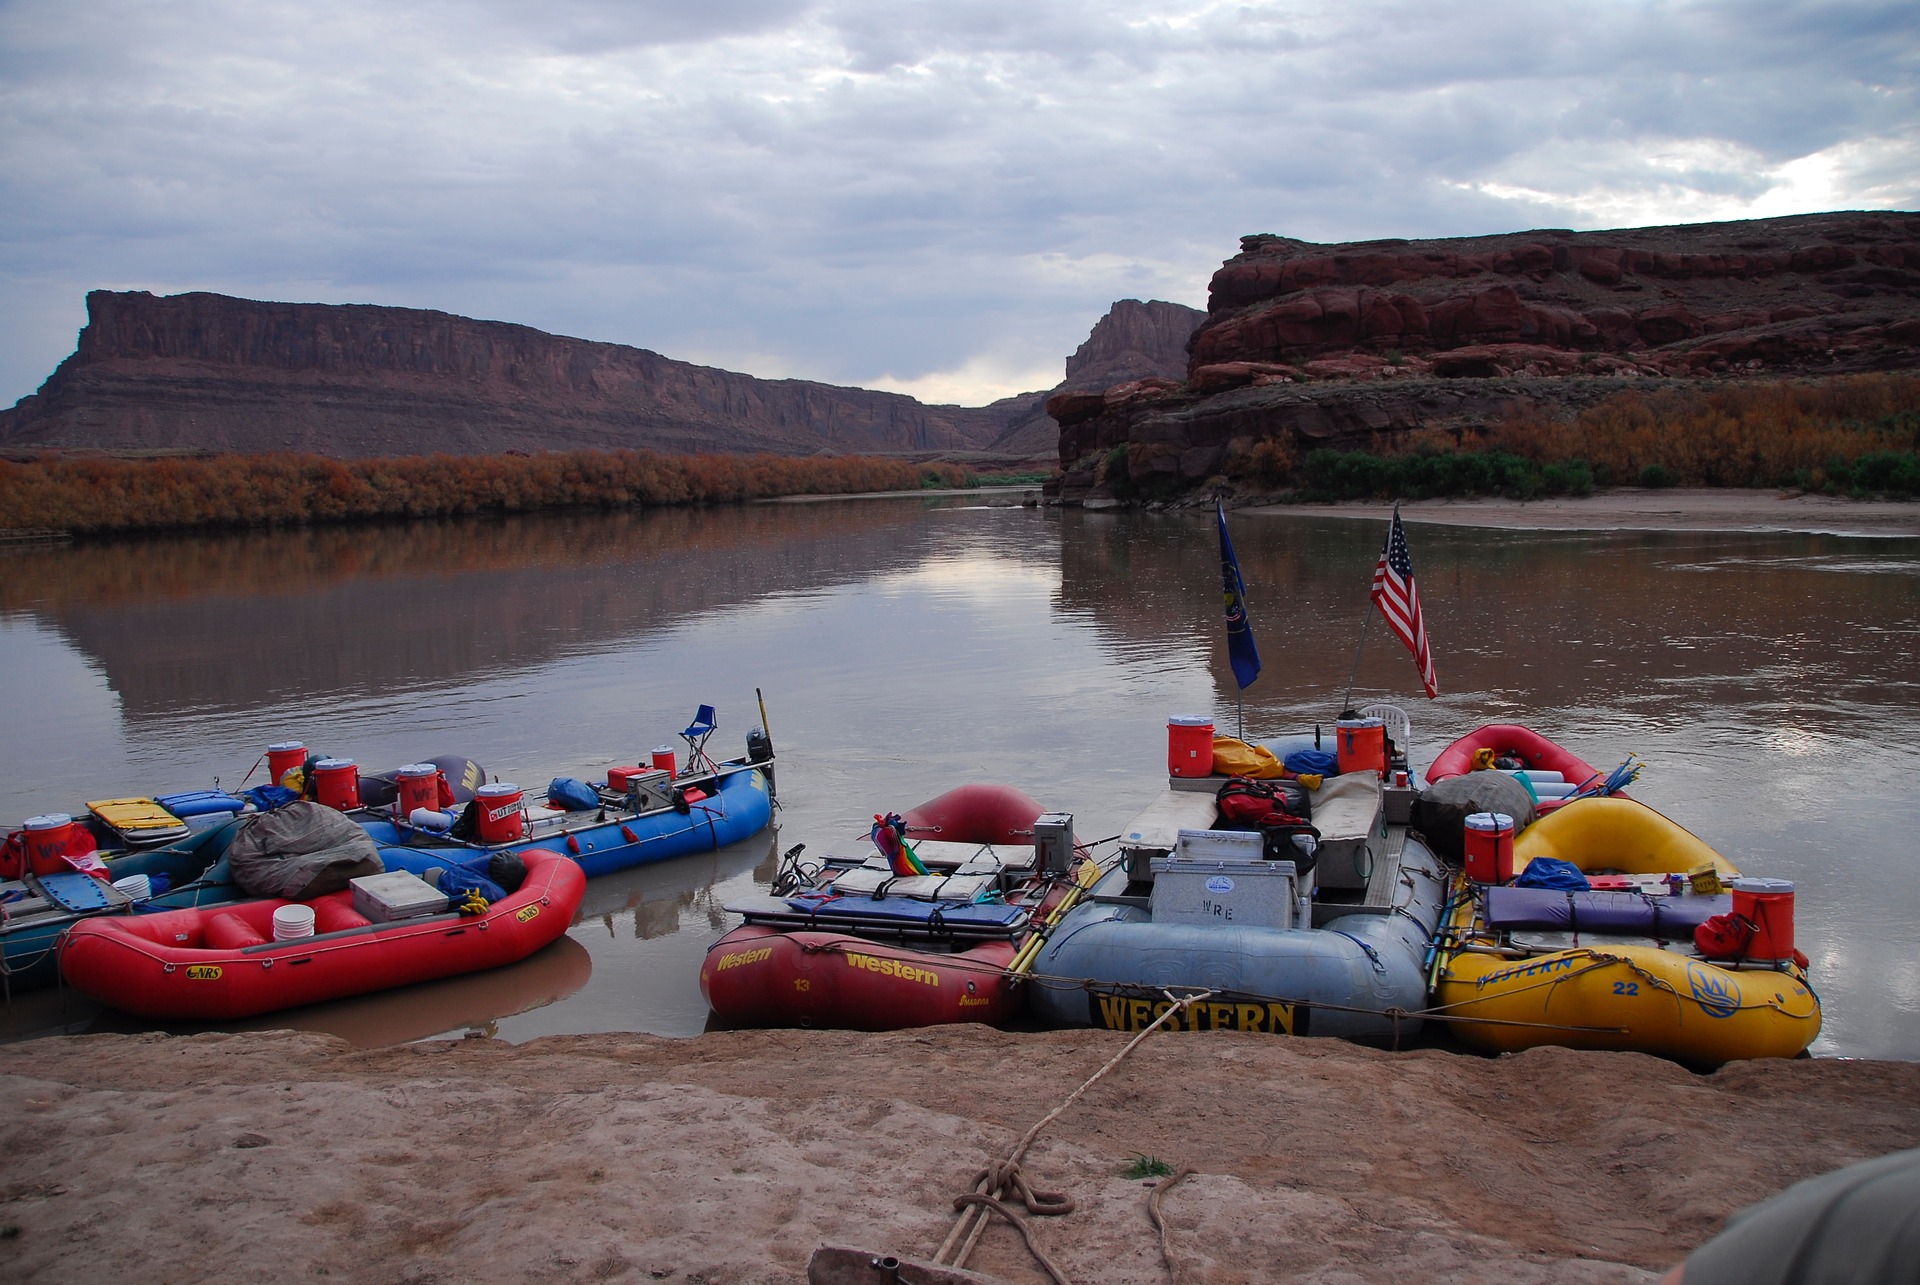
[4,1027,1919,1284]
[1249,488,1920,537]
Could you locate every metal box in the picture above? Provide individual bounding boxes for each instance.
[1032,812,1075,875]
[1150,831,1297,930]
[1311,776,1384,891]
[350,871,449,923]
[622,768,676,812]
[1382,784,1416,825]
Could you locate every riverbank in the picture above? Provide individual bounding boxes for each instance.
[1250,488,1920,537]
[5,1027,1919,1284]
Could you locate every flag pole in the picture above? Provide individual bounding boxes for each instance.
[1341,606,1372,718]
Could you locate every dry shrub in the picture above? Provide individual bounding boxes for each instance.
[0,450,975,535]
[1566,374,1920,487]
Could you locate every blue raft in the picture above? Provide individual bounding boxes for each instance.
[361,762,773,880]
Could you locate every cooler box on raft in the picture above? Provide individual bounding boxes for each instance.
[349,871,449,924]
[1149,830,1299,930]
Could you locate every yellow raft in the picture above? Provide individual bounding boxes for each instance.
[1431,796,1821,1066]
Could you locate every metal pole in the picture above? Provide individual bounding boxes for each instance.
[1341,603,1373,718]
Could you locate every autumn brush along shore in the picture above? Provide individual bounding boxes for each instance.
[0,450,975,535]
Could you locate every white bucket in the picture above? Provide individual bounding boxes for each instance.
[271,904,316,941]
[110,874,153,900]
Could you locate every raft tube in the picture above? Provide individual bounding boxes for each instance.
[1426,724,1604,788]
[1025,835,1448,1047]
[58,849,585,1020]
[361,763,773,878]
[701,924,1018,1030]
[1431,797,1821,1065]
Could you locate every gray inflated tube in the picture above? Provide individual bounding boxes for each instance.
[1027,837,1446,1047]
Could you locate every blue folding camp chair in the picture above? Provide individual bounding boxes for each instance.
[680,704,719,775]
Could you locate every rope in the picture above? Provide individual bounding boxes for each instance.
[932,987,1217,1281]
[948,1194,1073,1285]
[1147,1168,1197,1285]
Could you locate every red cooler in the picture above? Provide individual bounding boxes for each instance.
[651,746,677,776]
[1463,812,1515,884]
[1730,877,1797,962]
[476,783,526,845]
[1168,716,1215,778]
[395,763,440,817]
[1336,718,1387,777]
[312,758,360,810]
[23,814,80,876]
[266,740,307,788]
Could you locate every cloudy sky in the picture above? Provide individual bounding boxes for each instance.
[2,0,1915,408]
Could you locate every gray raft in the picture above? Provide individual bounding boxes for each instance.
[1025,774,1448,1047]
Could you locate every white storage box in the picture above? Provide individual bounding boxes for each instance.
[349,871,449,923]
[1150,835,1298,930]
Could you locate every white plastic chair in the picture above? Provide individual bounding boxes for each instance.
[1359,702,1411,762]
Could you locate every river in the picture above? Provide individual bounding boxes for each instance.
[3,496,1916,1059]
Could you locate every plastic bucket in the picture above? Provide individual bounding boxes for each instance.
[395,763,440,816]
[266,740,307,787]
[1335,718,1387,777]
[312,758,360,810]
[1167,716,1214,778]
[272,904,316,941]
[651,746,677,776]
[1463,812,1515,884]
[23,814,78,876]
[1731,877,1796,962]
[475,783,526,845]
[111,873,153,900]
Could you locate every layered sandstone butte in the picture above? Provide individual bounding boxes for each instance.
[984,298,1205,457]
[1050,211,1920,503]
[0,291,1022,458]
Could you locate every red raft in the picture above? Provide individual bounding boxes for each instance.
[58,848,585,1019]
[701,784,1075,1031]
[1426,724,1604,787]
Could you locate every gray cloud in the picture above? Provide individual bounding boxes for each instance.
[1,0,1915,407]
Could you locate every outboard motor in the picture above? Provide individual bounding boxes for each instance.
[745,727,775,796]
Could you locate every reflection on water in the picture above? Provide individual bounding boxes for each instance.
[2,500,1916,1058]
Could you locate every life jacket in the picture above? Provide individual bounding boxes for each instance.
[1215,776,1309,829]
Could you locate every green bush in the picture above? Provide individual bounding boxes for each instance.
[1637,463,1675,489]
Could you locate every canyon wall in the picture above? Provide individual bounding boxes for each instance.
[1048,211,1920,503]
[0,291,1022,458]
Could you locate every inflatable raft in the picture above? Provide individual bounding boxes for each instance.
[1429,796,1821,1065]
[362,758,773,879]
[58,849,585,1020]
[0,817,253,993]
[701,784,1083,1030]
[1026,772,1447,1048]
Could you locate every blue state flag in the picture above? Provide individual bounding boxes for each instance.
[1217,500,1261,690]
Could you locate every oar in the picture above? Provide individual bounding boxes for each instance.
[1007,853,1108,976]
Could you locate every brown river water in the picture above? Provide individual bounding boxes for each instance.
[3,496,1917,1059]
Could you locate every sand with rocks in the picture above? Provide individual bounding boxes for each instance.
[4,1026,1919,1284]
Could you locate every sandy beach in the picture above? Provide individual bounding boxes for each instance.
[5,1025,1919,1284]
[1248,488,1920,538]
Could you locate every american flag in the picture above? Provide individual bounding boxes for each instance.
[1371,506,1438,698]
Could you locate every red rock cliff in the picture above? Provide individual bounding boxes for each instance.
[1048,211,1920,504]
[0,291,1022,458]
